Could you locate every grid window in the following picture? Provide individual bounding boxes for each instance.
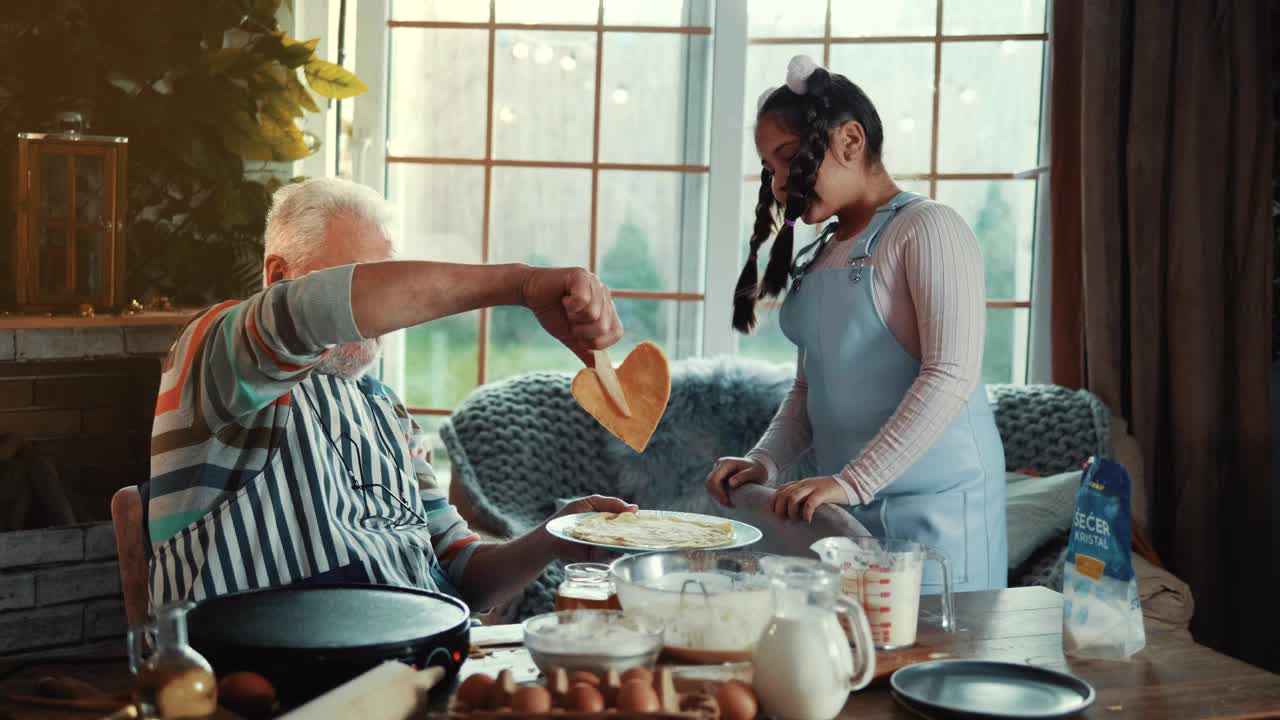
[738,0,1048,384]
[386,0,713,417]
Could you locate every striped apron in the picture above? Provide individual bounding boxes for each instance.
[148,374,459,608]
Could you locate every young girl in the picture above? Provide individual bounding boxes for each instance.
[705,56,1008,592]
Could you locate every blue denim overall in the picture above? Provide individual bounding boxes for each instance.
[779,192,1008,591]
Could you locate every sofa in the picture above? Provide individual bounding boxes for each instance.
[441,357,1192,633]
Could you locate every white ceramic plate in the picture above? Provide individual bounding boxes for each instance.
[545,510,763,553]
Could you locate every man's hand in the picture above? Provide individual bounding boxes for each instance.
[541,494,638,563]
[769,476,847,522]
[522,267,624,366]
[705,457,768,507]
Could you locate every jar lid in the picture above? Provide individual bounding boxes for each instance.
[564,563,611,582]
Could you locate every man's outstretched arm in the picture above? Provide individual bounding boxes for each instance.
[351,261,622,366]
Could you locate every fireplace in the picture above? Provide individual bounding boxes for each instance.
[0,315,188,656]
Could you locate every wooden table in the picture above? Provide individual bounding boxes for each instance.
[839,586,1280,718]
[3,588,1277,719]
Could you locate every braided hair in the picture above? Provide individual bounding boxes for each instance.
[732,66,885,333]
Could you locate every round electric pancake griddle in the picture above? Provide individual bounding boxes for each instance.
[187,584,471,707]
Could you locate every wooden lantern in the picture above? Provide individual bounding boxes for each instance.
[14,115,128,312]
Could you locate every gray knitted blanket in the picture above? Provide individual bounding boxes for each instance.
[440,360,1113,619]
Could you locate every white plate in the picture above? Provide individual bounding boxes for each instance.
[545,510,763,553]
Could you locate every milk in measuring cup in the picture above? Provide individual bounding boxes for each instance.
[841,563,923,648]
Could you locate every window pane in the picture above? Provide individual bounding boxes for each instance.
[496,0,598,24]
[404,311,480,408]
[613,299,699,359]
[493,31,596,162]
[392,0,488,21]
[75,155,103,225]
[76,229,104,297]
[829,43,935,175]
[599,33,710,165]
[413,415,454,489]
[387,167,483,412]
[937,41,1045,173]
[604,0,687,25]
[738,302,796,365]
[935,179,1036,301]
[488,306,581,382]
[490,300,700,382]
[388,30,489,158]
[39,226,68,295]
[983,307,1028,385]
[40,152,69,220]
[943,0,1047,35]
[897,179,932,197]
[743,44,824,172]
[388,164,485,262]
[489,167,592,266]
[747,0,827,37]
[597,171,706,293]
[831,1,935,37]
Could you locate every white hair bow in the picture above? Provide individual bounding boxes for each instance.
[757,55,824,112]
[786,54,821,94]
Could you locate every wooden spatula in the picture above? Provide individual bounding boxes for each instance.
[592,349,633,417]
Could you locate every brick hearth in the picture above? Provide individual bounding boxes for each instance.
[0,316,187,656]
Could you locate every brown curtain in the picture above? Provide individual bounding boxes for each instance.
[1050,0,1276,671]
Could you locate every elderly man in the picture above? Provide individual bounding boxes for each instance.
[143,177,633,611]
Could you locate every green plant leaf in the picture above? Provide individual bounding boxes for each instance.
[262,91,302,125]
[251,62,290,89]
[206,47,255,75]
[286,71,321,113]
[216,186,251,227]
[303,59,367,99]
[220,111,275,161]
[259,114,311,161]
[256,32,316,68]
[282,34,319,55]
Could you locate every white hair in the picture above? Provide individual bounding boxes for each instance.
[263,177,394,272]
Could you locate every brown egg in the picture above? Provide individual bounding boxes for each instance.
[512,685,553,713]
[620,667,654,686]
[218,671,276,718]
[568,670,601,687]
[567,683,606,712]
[617,678,661,713]
[488,670,517,709]
[716,680,759,720]
[455,673,495,708]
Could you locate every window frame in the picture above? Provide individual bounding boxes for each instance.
[351,0,1054,402]
[372,0,716,416]
[717,0,1050,380]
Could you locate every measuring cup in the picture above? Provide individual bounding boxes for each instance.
[811,536,955,649]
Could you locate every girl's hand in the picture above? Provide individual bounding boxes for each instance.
[770,476,847,522]
[705,457,768,507]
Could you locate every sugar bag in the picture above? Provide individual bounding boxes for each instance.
[1062,457,1146,659]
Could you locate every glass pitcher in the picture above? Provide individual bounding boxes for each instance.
[751,556,876,720]
[811,536,955,650]
[127,602,218,719]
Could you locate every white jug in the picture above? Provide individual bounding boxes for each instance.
[751,556,876,720]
